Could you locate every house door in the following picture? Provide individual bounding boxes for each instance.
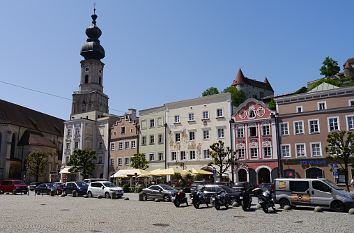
[238,169,247,182]
[258,168,271,184]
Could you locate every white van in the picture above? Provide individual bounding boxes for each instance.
[274,178,354,212]
[87,181,124,199]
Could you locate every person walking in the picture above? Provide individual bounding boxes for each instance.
[350,177,354,190]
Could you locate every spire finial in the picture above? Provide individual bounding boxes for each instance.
[94,3,96,15]
[91,3,97,25]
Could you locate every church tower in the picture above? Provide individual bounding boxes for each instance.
[71,10,109,118]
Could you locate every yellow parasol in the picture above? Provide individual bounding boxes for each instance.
[189,168,213,175]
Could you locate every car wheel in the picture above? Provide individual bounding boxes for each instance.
[105,192,110,199]
[88,191,93,198]
[142,193,148,201]
[163,195,170,202]
[331,201,345,212]
[279,198,290,209]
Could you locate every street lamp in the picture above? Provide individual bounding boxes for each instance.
[229,118,235,183]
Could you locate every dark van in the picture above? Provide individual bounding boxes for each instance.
[0,180,28,194]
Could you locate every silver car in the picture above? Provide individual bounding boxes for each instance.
[142,184,177,202]
[87,181,124,199]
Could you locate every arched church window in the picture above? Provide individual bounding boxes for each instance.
[85,75,89,84]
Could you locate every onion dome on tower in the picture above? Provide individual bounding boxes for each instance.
[80,9,105,60]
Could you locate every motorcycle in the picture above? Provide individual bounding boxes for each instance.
[191,189,210,209]
[254,188,276,213]
[212,191,230,210]
[241,187,253,211]
[172,190,188,207]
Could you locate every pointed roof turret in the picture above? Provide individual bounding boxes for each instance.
[264,77,269,84]
[344,62,350,69]
[264,77,273,91]
[232,68,246,86]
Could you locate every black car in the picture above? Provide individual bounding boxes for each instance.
[232,182,252,193]
[35,183,57,195]
[219,185,241,205]
[29,182,41,191]
[63,181,88,196]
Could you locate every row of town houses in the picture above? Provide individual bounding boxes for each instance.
[0,11,353,190]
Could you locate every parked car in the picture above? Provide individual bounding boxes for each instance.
[53,182,64,195]
[232,182,252,193]
[219,185,241,205]
[63,181,88,196]
[258,183,274,192]
[0,180,28,194]
[35,183,57,195]
[83,178,106,184]
[29,182,41,191]
[142,184,178,202]
[87,181,123,198]
[274,178,354,212]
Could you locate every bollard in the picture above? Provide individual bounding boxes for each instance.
[72,190,77,197]
[138,192,144,201]
[50,190,55,196]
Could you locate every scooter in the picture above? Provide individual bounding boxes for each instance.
[191,189,210,209]
[212,191,230,210]
[172,190,188,207]
[241,188,252,211]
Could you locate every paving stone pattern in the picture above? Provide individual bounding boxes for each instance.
[0,193,353,233]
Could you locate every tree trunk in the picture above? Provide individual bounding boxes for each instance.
[345,163,349,192]
[219,166,223,182]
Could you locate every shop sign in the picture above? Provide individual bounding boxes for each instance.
[300,160,326,165]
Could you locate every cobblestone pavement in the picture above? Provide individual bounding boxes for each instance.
[0,192,353,233]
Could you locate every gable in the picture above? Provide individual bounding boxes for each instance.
[233,99,272,122]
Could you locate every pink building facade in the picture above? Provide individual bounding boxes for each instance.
[232,99,279,185]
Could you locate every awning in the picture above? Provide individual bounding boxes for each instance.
[189,168,213,175]
[59,167,75,174]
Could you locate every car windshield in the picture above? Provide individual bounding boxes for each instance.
[221,186,234,193]
[159,185,174,190]
[103,182,116,188]
[14,181,25,185]
[46,184,55,188]
[322,179,343,190]
[76,182,88,187]
[234,183,245,187]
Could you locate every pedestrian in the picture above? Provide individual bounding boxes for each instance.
[350,177,354,189]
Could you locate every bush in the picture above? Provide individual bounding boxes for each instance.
[122,184,130,193]
[136,186,143,193]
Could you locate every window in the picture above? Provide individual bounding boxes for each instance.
[202,111,209,119]
[175,133,181,142]
[65,156,70,163]
[150,135,155,145]
[284,169,295,178]
[189,131,195,141]
[312,181,331,193]
[311,142,322,157]
[110,142,115,151]
[280,123,289,136]
[118,158,122,166]
[281,144,290,157]
[248,109,256,118]
[158,153,163,161]
[174,115,180,123]
[262,125,270,136]
[142,136,146,146]
[237,149,245,159]
[149,153,154,161]
[118,142,123,150]
[99,142,103,149]
[120,126,126,134]
[189,151,196,160]
[306,167,323,178]
[237,127,244,138]
[150,119,155,128]
[203,150,209,159]
[85,75,88,83]
[295,144,306,157]
[158,134,163,144]
[250,148,258,158]
[318,102,326,110]
[110,159,114,166]
[216,108,223,117]
[218,128,224,138]
[349,99,354,107]
[113,131,116,136]
[85,66,90,72]
[125,158,130,166]
[131,140,136,149]
[141,120,147,130]
[289,181,309,192]
[75,128,80,136]
[98,156,103,164]
[74,141,79,149]
[125,141,129,149]
[66,143,70,150]
[99,77,102,85]
[180,151,186,160]
[294,121,304,135]
[249,126,257,137]
[328,117,339,132]
[203,130,210,140]
[67,129,71,136]
[309,119,320,134]
[347,116,354,130]
[188,113,195,121]
[296,106,303,113]
[171,152,177,161]
[263,147,272,158]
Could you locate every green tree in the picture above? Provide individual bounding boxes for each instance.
[268,98,276,110]
[202,87,219,96]
[130,153,149,170]
[67,149,96,179]
[325,131,354,191]
[25,151,48,182]
[208,140,236,181]
[320,56,340,77]
[223,86,245,107]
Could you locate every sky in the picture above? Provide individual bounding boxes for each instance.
[1,0,354,120]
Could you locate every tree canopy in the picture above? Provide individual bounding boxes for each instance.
[208,140,236,181]
[320,56,340,77]
[202,87,219,96]
[25,151,48,182]
[130,153,149,170]
[223,86,245,107]
[325,131,354,191]
[67,149,96,179]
